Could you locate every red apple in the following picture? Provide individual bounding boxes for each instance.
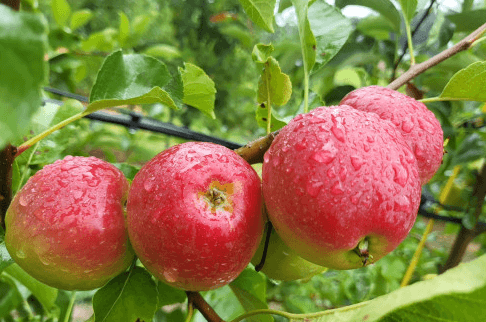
[262,106,422,270]
[127,142,264,291]
[340,86,443,184]
[5,156,134,290]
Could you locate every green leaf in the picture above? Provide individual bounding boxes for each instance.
[180,62,217,119]
[93,266,158,322]
[398,0,417,23]
[51,0,72,27]
[357,15,396,40]
[239,0,276,33]
[0,276,23,318]
[452,133,486,166]
[256,103,287,131]
[70,9,93,31]
[440,61,486,102]
[88,51,183,113]
[143,44,181,60]
[257,57,292,106]
[335,0,401,31]
[118,12,130,46]
[291,0,317,73]
[252,43,275,63]
[447,10,486,32]
[0,228,13,273]
[156,281,186,307]
[0,6,47,149]
[3,264,58,313]
[284,254,486,321]
[308,0,353,73]
[230,268,273,322]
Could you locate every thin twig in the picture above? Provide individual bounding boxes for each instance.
[388,22,486,90]
[186,291,225,322]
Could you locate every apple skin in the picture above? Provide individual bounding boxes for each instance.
[251,223,327,281]
[262,105,422,270]
[127,142,264,291]
[340,86,443,185]
[5,156,135,290]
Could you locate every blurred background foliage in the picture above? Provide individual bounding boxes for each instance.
[4,0,486,320]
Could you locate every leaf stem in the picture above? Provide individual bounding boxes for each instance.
[16,110,90,157]
[303,69,309,114]
[63,291,77,322]
[265,66,272,134]
[404,19,415,65]
[184,301,195,322]
[16,142,39,193]
[419,96,480,104]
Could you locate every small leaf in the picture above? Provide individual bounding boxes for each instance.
[144,44,181,60]
[118,12,130,46]
[3,264,58,313]
[239,0,276,33]
[0,227,14,273]
[452,133,486,166]
[88,51,183,113]
[308,0,353,73]
[51,0,72,27]
[180,62,217,119]
[256,103,288,131]
[0,6,48,149]
[440,61,486,102]
[156,281,186,307]
[447,9,486,32]
[291,0,317,73]
[70,9,93,31]
[229,268,272,322]
[252,43,275,63]
[335,0,401,31]
[257,57,292,106]
[398,0,417,23]
[93,266,158,322]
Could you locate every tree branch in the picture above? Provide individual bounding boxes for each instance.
[388,22,486,90]
[186,291,225,322]
[234,131,279,164]
[0,144,17,229]
[1,0,20,10]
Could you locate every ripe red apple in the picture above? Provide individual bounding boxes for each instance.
[251,223,327,281]
[5,156,135,290]
[262,105,422,270]
[127,142,264,291]
[340,86,443,184]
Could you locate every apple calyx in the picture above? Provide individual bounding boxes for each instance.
[354,238,373,266]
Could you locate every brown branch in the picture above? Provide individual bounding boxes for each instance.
[0,144,17,229]
[234,131,279,164]
[441,162,486,272]
[388,22,486,90]
[1,0,20,10]
[186,291,225,322]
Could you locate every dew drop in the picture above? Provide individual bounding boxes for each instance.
[363,143,370,152]
[263,153,270,164]
[401,118,414,133]
[350,191,362,205]
[144,179,154,192]
[295,140,307,151]
[272,155,281,167]
[327,168,336,178]
[339,167,347,181]
[19,194,28,207]
[367,135,375,143]
[72,190,83,200]
[163,268,178,283]
[417,118,435,134]
[16,249,26,259]
[392,163,408,187]
[331,182,344,195]
[306,181,323,197]
[331,125,345,142]
[393,195,411,212]
[350,156,365,171]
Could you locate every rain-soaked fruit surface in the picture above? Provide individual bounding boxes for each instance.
[262,105,422,270]
[340,86,443,185]
[127,142,264,291]
[5,156,134,290]
[251,223,327,281]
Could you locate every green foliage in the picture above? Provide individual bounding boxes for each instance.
[440,61,486,102]
[92,266,158,322]
[0,5,48,149]
[238,0,276,33]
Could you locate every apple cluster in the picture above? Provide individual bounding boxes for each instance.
[4,86,443,291]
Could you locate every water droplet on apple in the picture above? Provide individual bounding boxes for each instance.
[417,118,435,134]
[331,182,344,195]
[263,153,270,164]
[339,167,347,181]
[72,190,83,200]
[163,268,178,283]
[144,179,154,192]
[306,181,323,197]
[363,143,370,152]
[350,191,362,205]
[350,156,365,171]
[401,118,414,133]
[16,249,26,259]
[367,135,375,143]
[392,163,408,187]
[327,168,336,178]
[272,156,281,167]
[295,140,307,151]
[19,195,28,206]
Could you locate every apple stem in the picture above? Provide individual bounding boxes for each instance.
[255,222,273,272]
[354,238,371,266]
